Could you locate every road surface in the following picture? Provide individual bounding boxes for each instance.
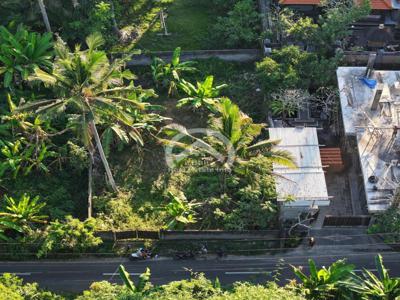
[0,251,399,293]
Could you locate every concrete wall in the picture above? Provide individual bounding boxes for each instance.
[126,49,262,66]
[343,51,400,69]
[96,230,280,241]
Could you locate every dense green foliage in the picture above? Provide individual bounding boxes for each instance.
[368,208,400,243]
[213,0,260,48]
[2,255,400,299]
[37,216,102,258]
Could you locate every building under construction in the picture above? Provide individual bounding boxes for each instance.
[337,66,400,213]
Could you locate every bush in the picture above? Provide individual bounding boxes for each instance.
[368,208,400,243]
[213,0,260,48]
[0,273,62,300]
[209,282,303,300]
[76,281,130,300]
[256,46,339,93]
[37,216,102,258]
[145,274,221,300]
[94,191,164,231]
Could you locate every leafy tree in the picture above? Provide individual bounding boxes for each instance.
[316,0,371,55]
[151,47,197,96]
[345,254,400,299]
[0,25,53,90]
[21,33,158,218]
[37,216,102,258]
[292,258,355,299]
[256,46,339,93]
[213,0,260,48]
[162,192,199,230]
[177,76,227,112]
[0,194,48,228]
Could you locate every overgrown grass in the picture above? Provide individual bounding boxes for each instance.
[137,0,222,51]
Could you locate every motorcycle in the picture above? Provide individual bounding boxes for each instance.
[173,244,208,260]
[129,247,153,261]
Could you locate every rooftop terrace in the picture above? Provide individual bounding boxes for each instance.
[337,66,400,213]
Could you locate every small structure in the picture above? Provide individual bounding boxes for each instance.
[278,0,399,49]
[337,66,400,213]
[269,127,330,219]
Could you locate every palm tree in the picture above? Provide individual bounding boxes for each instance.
[177,75,227,111]
[20,33,155,218]
[211,98,296,167]
[162,98,296,174]
[0,194,48,227]
[151,47,197,96]
[345,254,400,299]
[37,0,52,33]
[0,25,53,90]
[292,258,356,299]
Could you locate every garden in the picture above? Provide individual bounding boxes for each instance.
[0,0,385,259]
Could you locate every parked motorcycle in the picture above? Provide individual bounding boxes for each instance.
[129,248,153,261]
[173,244,208,260]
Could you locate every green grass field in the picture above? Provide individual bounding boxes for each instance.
[137,0,222,51]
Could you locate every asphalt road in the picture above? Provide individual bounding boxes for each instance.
[1,251,400,293]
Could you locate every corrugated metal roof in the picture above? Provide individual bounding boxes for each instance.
[269,127,330,206]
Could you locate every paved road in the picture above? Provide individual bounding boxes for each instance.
[1,251,400,293]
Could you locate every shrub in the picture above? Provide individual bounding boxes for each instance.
[209,282,303,300]
[76,281,130,300]
[213,0,260,48]
[368,208,400,243]
[94,191,163,231]
[37,216,102,258]
[0,273,62,300]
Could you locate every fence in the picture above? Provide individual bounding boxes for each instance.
[323,215,371,227]
[125,49,262,66]
[95,230,280,241]
[343,51,400,68]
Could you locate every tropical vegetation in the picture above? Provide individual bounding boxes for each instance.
[2,254,400,299]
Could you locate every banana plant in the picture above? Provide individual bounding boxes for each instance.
[0,25,53,89]
[292,258,355,299]
[151,47,197,96]
[0,219,23,241]
[177,75,227,112]
[345,254,400,299]
[119,265,151,293]
[0,194,48,227]
[0,139,57,179]
[162,192,200,230]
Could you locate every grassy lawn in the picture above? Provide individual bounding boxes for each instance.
[137,0,222,51]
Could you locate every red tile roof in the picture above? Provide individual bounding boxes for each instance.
[280,0,393,10]
[279,0,321,4]
[368,0,392,9]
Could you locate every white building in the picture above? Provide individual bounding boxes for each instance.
[269,127,330,219]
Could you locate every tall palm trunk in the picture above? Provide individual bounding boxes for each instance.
[88,150,94,218]
[89,120,118,192]
[37,0,52,33]
[109,0,122,38]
